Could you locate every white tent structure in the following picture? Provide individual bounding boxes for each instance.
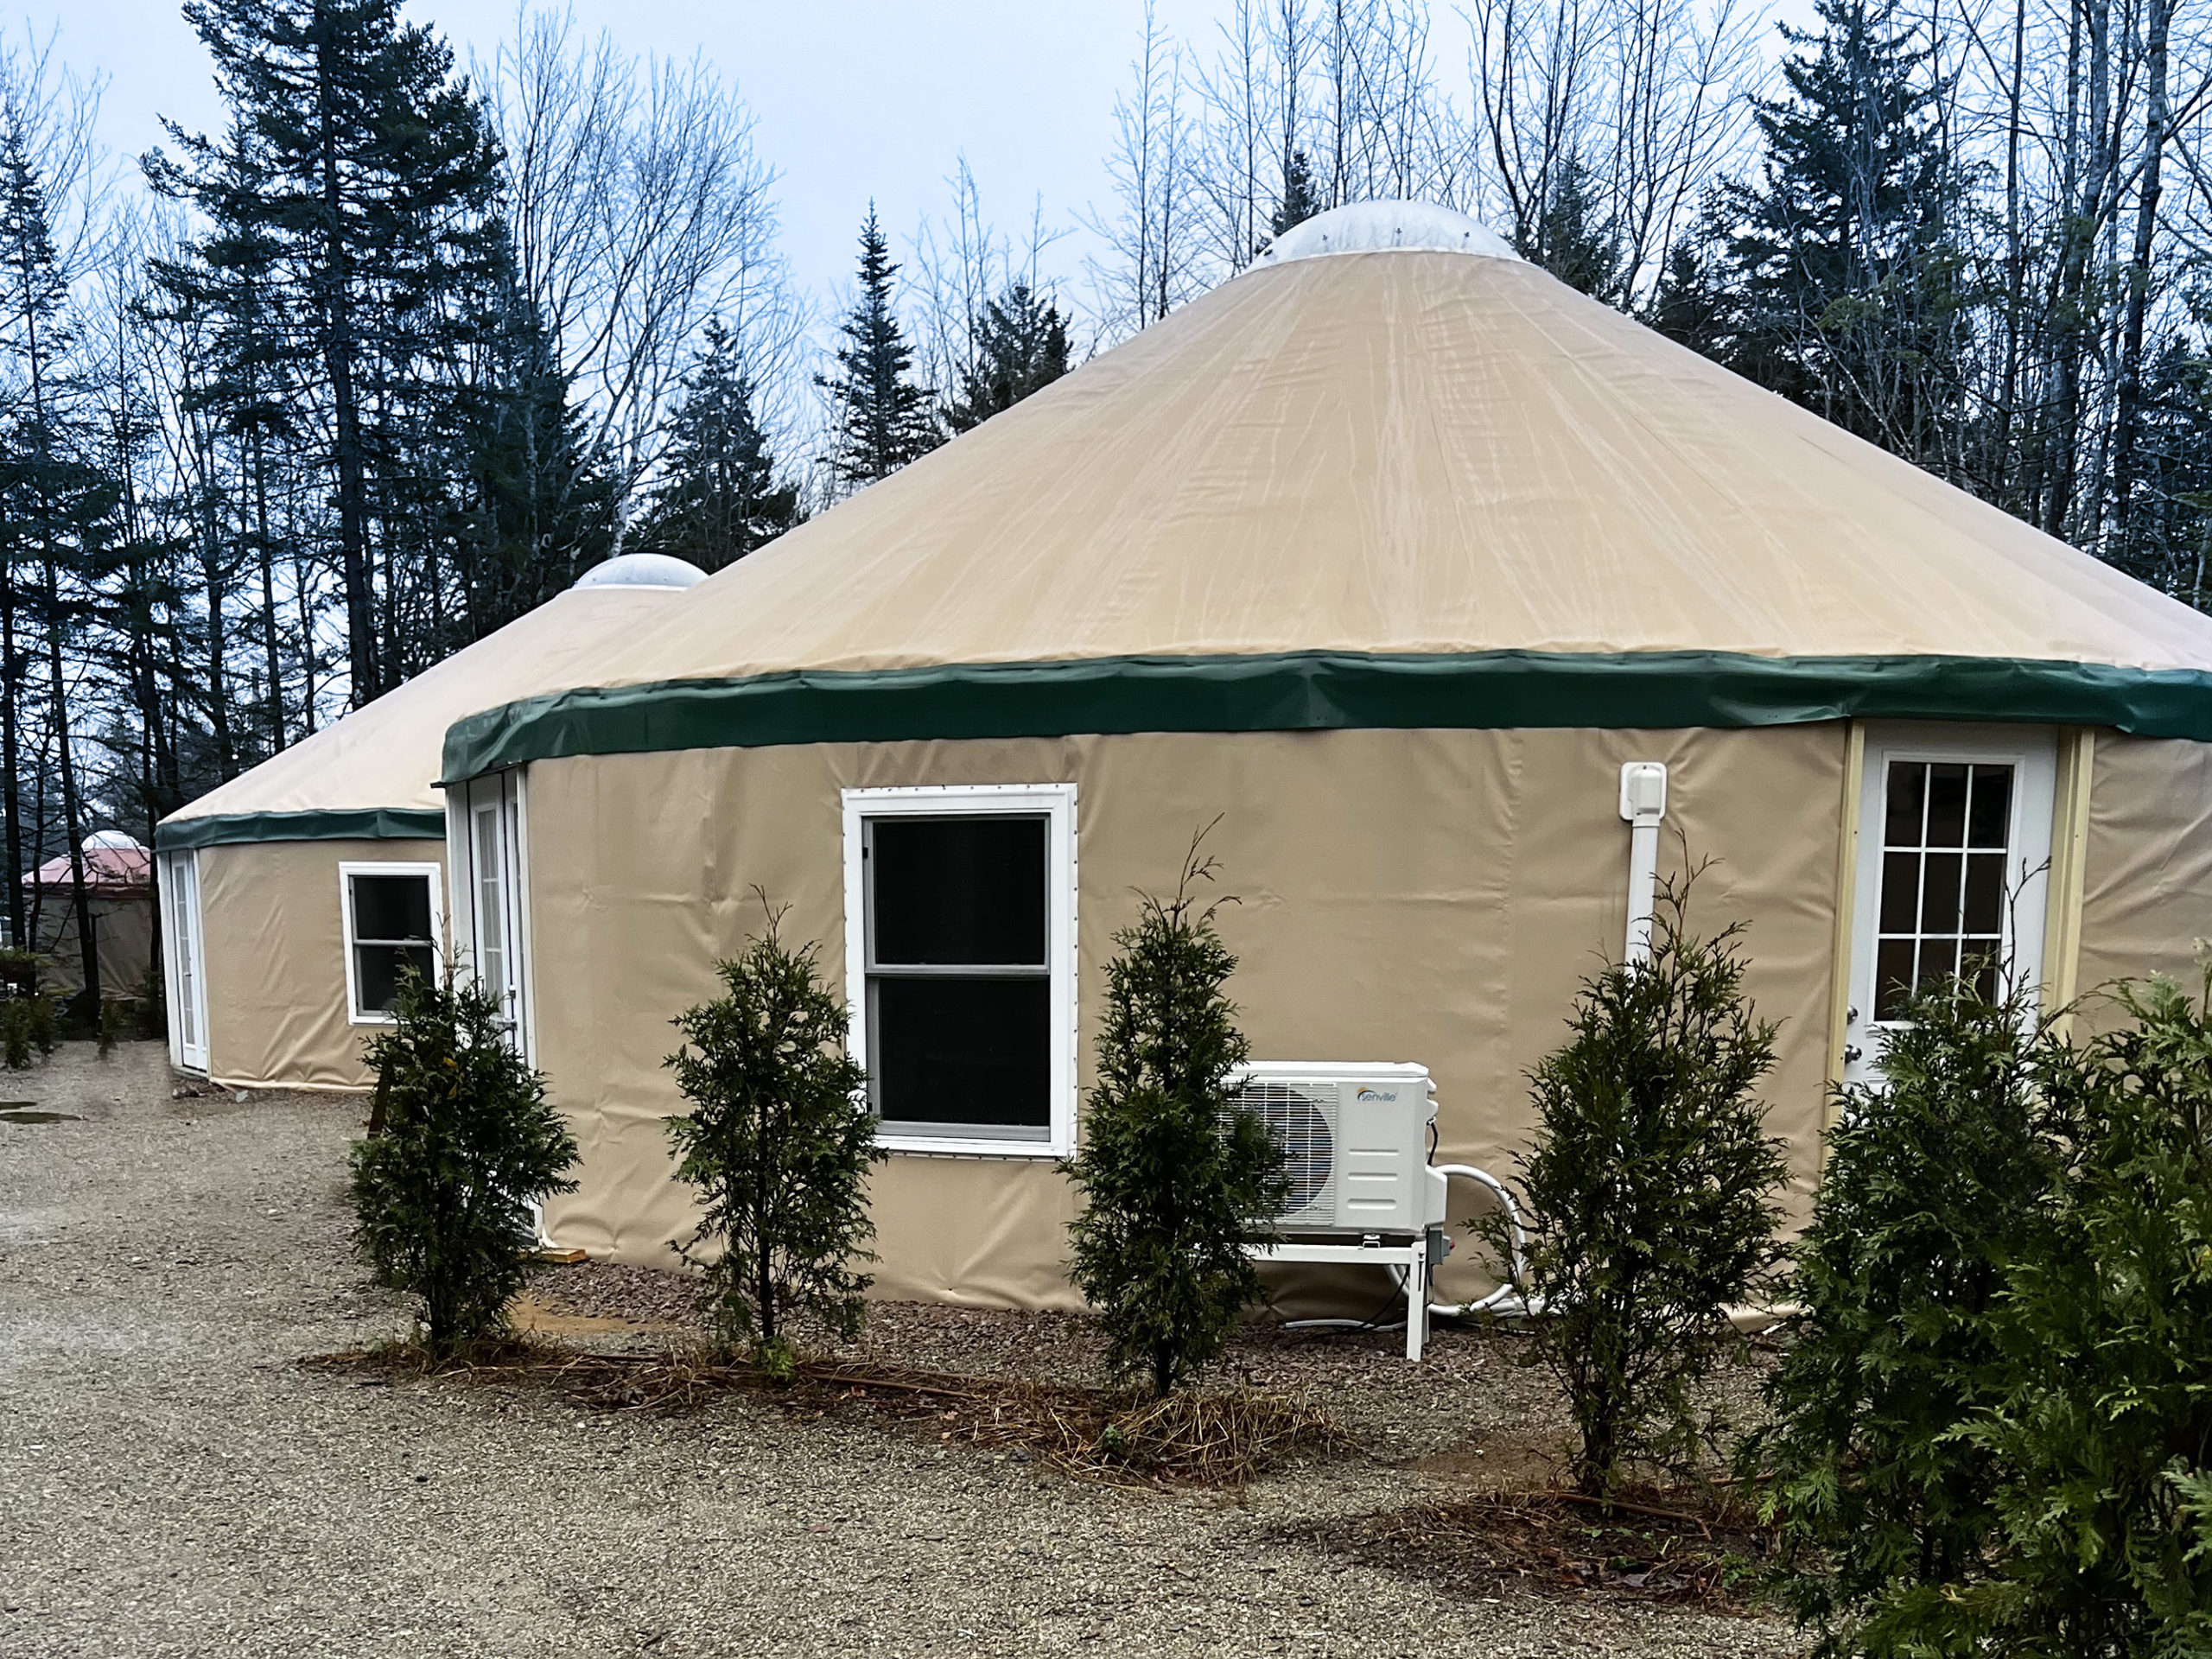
[156,555,704,1088]
[436,204,2212,1310]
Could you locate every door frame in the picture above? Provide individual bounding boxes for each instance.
[447,770,533,1062]
[1841,722,2057,1090]
[160,849,209,1075]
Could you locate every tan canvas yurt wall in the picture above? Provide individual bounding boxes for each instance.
[440,204,2212,1312]
[523,724,1852,1307]
[156,557,704,1088]
[193,836,445,1090]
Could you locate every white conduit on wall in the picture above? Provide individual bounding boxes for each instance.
[1619,761,1669,963]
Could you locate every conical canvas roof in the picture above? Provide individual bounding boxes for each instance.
[162,572,700,851]
[446,207,2212,782]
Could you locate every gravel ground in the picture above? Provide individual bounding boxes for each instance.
[2,1041,1804,1658]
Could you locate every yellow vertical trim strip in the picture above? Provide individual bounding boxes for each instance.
[1824,721,1867,1129]
[2040,727,2095,1026]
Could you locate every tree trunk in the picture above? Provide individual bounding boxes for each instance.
[315,14,378,707]
[2109,0,2171,545]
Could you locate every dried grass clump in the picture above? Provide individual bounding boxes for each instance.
[307,1343,1335,1489]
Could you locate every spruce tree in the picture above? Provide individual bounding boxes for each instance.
[450,253,619,636]
[942,285,1071,434]
[1271,148,1322,238]
[633,316,799,567]
[148,0,506,705]
[1722,0,1969,458]
[817,207,939,492]
[1524,156,1622,302]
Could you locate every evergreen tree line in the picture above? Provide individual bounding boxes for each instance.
[0,2,1071,981]
[12,0,2212,979]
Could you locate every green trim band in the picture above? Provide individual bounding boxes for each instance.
[155,807,448,853]
[441,648,2212,783]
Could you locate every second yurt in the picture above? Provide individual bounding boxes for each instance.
[437,204,2212,1311]
[156,555,705,1090]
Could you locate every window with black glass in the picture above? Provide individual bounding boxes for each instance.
[1872,760,2014,1020]
[864,814,1052,1140]
[348,871,437,1019]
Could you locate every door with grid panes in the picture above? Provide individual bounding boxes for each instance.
[1843,726,2056,1088]
[461,772,528,1056]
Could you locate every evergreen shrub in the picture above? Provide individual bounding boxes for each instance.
[3,991,56,1069]
[351,968,577,1356]
[665,906,878,1379]
[1750,974,2065,1656]
[1063,836,1286,1399]
[1491,872,1787,1498]
[1923,973,2212,1655]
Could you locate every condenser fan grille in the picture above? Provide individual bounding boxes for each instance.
[1232,1080,1335,1217]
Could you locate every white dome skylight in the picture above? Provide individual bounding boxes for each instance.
[1258,200,1518,265]
[572,553,709,592]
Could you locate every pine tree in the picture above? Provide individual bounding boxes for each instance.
[633,317,799,568]
[817,207,939,491]
[942,285,1071,435]
[149,0,506,706]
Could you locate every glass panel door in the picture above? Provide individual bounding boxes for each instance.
[463,775,527,1055]
[1845,726,2056,1088]
[163,850,207,1072]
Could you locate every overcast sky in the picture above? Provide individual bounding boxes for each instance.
[49,0,1233,308]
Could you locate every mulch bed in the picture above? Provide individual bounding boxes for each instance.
[1275,1484,1779,1612]
[308,1342,1336,1491]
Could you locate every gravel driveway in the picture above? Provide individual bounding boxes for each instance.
[1,1043,1802,1658]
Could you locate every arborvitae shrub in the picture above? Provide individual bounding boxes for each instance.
[1913,973,2212,1655]
[1490,872,1787,1498]
[665,907,878,1379]
[351,968,577,1356]
[1750,974,2065,1656]
[1063,839,1285,1399]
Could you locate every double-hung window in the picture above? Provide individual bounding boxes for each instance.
[843,785,1076,1156]
[340,862,442,1024]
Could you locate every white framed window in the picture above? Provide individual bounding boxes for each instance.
[339,861,443,1025]
[1843,725,2055,1088]
[842,784,1077,1157]
[160,849,208,1073]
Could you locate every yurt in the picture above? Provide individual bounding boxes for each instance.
[155,554,705,1090]
[437,203,2212,1312]
[22,830,156,1002]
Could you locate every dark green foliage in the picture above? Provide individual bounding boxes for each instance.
[665,907,880,1378]
[1063,836,1285,1399]
[350,968,577,1357]
[3,991,55,1069]
[1271,149,1322,238]
[1522,156,1621,301]
[1913,975,2212,1656]
[817,207,940,492]
[943,286,1071,435]
[149,0,507,703]
[633,316,800,567]
[1491,873,1787,1497]
[1751,975,2065,1656]
[1720,0,1972,463]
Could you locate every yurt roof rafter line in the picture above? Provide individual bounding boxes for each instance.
[155,806,451,854]
[440,647,2212,783]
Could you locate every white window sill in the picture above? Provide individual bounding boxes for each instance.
[875,1132,1066,1160]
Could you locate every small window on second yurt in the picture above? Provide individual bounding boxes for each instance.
[340,863,442,1023]
[844,785,1077,1155]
